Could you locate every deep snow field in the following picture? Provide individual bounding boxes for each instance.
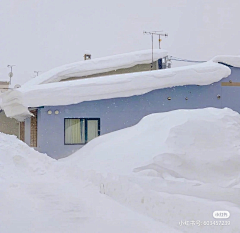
[1,108,240,233]
[0,133,179,233]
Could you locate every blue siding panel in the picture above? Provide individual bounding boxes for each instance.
[33,66,240,159]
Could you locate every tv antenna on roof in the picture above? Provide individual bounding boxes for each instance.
[34,71,41,76]
[143,31,168,69]
[7,65,15,85]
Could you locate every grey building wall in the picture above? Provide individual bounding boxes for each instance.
[61,61,159,82]
[0,111,19,138]
[31,66,240,159]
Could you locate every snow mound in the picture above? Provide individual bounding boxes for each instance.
[0,134,180,233]
[68,108,240,187]
[0,132,54,181]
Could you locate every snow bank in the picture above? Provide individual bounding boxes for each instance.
[63,108,240,233]
[67,107,240,186]
[2,61,231,120]
[23,49,168,86]
[0,132,54,181]
[0,132,180,233]
[212,55,240,68]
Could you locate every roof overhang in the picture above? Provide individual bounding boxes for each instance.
[1,60,231,121]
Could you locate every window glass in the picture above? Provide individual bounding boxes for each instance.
[87,120,99,142]
[64,118,99,144]
[65,119,85,144]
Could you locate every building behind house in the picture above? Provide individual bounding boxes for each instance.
[0,110,19,137]
[0,76,20,138]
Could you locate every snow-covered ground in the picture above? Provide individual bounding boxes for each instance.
[1,108,240,233]
[0,132,180,233]
[62,108,240,233]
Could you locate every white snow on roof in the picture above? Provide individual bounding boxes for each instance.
[2,61,231,121]
[23,49,168,87]
[212,55,240,67]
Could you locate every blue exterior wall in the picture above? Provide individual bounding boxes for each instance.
[31,66,240,159]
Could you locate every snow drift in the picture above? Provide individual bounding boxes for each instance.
[64,108,240,233]
[0,132,54,181]
[68,108,240,187]
[0,132,179,233]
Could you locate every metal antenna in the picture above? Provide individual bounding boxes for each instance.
[7,65,15,85]
[143,31,168,69]
[34,71,41,76]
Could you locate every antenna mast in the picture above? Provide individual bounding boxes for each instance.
[34,71,41,76]
[7,65,15,85]
[143,31,168,69]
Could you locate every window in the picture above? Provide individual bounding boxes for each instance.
[64,118,100,145]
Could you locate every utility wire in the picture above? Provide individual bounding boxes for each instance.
[170,56,207,63]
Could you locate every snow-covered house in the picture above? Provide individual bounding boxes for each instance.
[2,52,240,159]
[1,49,168,156]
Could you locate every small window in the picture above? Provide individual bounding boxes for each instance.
[64,118,100,145]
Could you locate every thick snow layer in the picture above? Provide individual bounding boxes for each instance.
[64,108,240,233]
[23,49,168,86]
[67,108,240,186]
[0,132,180,233]
[212,55,240,68]
[2,61,231,120]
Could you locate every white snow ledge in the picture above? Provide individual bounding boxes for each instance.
[212,55,240,68]
[23,49,168,87]
[2,61,231,121]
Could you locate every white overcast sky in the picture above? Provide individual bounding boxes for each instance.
[0,0,240,85]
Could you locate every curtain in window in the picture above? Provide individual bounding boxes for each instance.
[65,119,85,144]
[87,120,99,142]
[80,119,85,142]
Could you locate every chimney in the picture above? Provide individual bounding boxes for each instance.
[84,54,91,60]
